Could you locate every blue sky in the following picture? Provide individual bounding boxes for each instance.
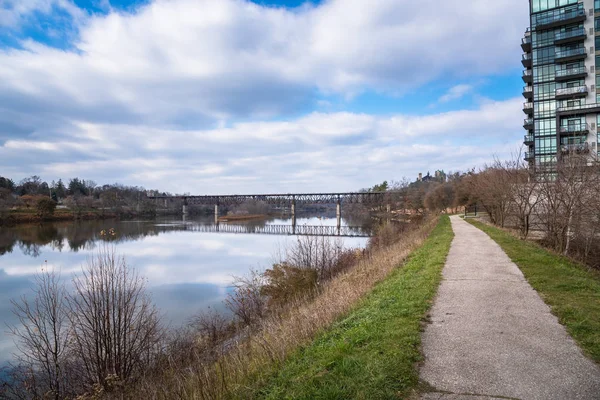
[0,0,528,193]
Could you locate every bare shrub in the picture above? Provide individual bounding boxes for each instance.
[7,267,70,400]
[367,220,412,250]
[261,263,319,307]
[67,245,162,392]
[191,308,235,347]
[284,236,348,282]
[225,270,267,327]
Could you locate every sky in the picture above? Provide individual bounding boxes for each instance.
[0,0,529,194]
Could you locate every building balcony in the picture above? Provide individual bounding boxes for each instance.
[555,47,587,63]
[521,53,532,67]
[522,85,533,99]
[555,85,588,100]
[534,6,586,31]
[556,102,600,116]
[523,118,534,129]
[523,102,534,115]
[521,35,532,52]
[554,27,587,45]
[524,134,534,145]
[522,69,533,83]
[524,152,534,161]
[560,142,589,154]
[559,123,590,135]
[555,66,588,82]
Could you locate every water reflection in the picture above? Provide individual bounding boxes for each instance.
[0,216,372,365]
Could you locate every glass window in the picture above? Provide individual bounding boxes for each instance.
[535,64,557,83]
[533,46,556,66]
[533,0,578,13]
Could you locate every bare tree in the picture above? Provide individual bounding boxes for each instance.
[538,152,599,255]
[8,266,70,400]
[493,155,541,239]
[67,245,162,392]
[464,165,512,227]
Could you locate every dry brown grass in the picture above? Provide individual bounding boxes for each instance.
[133,217,438,399]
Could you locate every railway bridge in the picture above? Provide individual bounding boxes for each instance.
[148,192,391,227]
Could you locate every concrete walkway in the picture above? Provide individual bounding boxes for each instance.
[419,216,600,400]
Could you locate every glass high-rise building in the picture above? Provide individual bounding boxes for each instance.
[524,0,600,168]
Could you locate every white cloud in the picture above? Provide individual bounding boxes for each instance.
[0,0,527,125]
[0,0,84,28]
[0,0,528,191]
[0,97,525,193]
[438,84,474,103]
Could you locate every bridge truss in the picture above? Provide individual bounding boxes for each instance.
[149,192,388,206]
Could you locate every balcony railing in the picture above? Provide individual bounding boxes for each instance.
[561,142,589,153]
[521,53,532,66]
[554,27,586,42]
[524,134,534,144]
[555,66,588,79]
[523,102,534,110]
[521,36,532,52]
[556,102,600,113]
[559,123,590,134]
[534,6,585,29]
[524,152,534,161]
[523,85,533,97]
[555,47,587,60]
[524,118,534,127]
[555,85,588,97]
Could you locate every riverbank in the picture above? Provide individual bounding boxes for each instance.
[466,218,600,364]
[235,215,453,399]
[108,216,450,399]
[0,209,157,226]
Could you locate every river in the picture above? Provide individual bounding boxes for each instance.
[0,215,373,366]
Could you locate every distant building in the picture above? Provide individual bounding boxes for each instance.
[523,0,599,169]
[417,170,446,183]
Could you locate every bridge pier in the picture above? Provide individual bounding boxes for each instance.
[386,204,391,214]
[182,205,188,215]
[291,198,296,227]
[336,197,341,229]
[214,204,219,224]
[164,199,167,208]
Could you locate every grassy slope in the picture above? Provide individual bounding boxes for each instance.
[246,216,454,400]
[467,219,600,363]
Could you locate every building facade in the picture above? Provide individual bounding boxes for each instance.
[524,0,600,168]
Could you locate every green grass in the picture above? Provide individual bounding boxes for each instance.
[467,219,600,364]
[243,216,454,400]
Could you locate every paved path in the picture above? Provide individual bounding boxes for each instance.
[419,216,600,400]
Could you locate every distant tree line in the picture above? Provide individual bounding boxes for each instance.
[0,175,166,220]
[366,155,600,269]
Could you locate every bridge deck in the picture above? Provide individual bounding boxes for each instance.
[149,192,389,206]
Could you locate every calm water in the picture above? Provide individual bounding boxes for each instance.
[0,216,372,366]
